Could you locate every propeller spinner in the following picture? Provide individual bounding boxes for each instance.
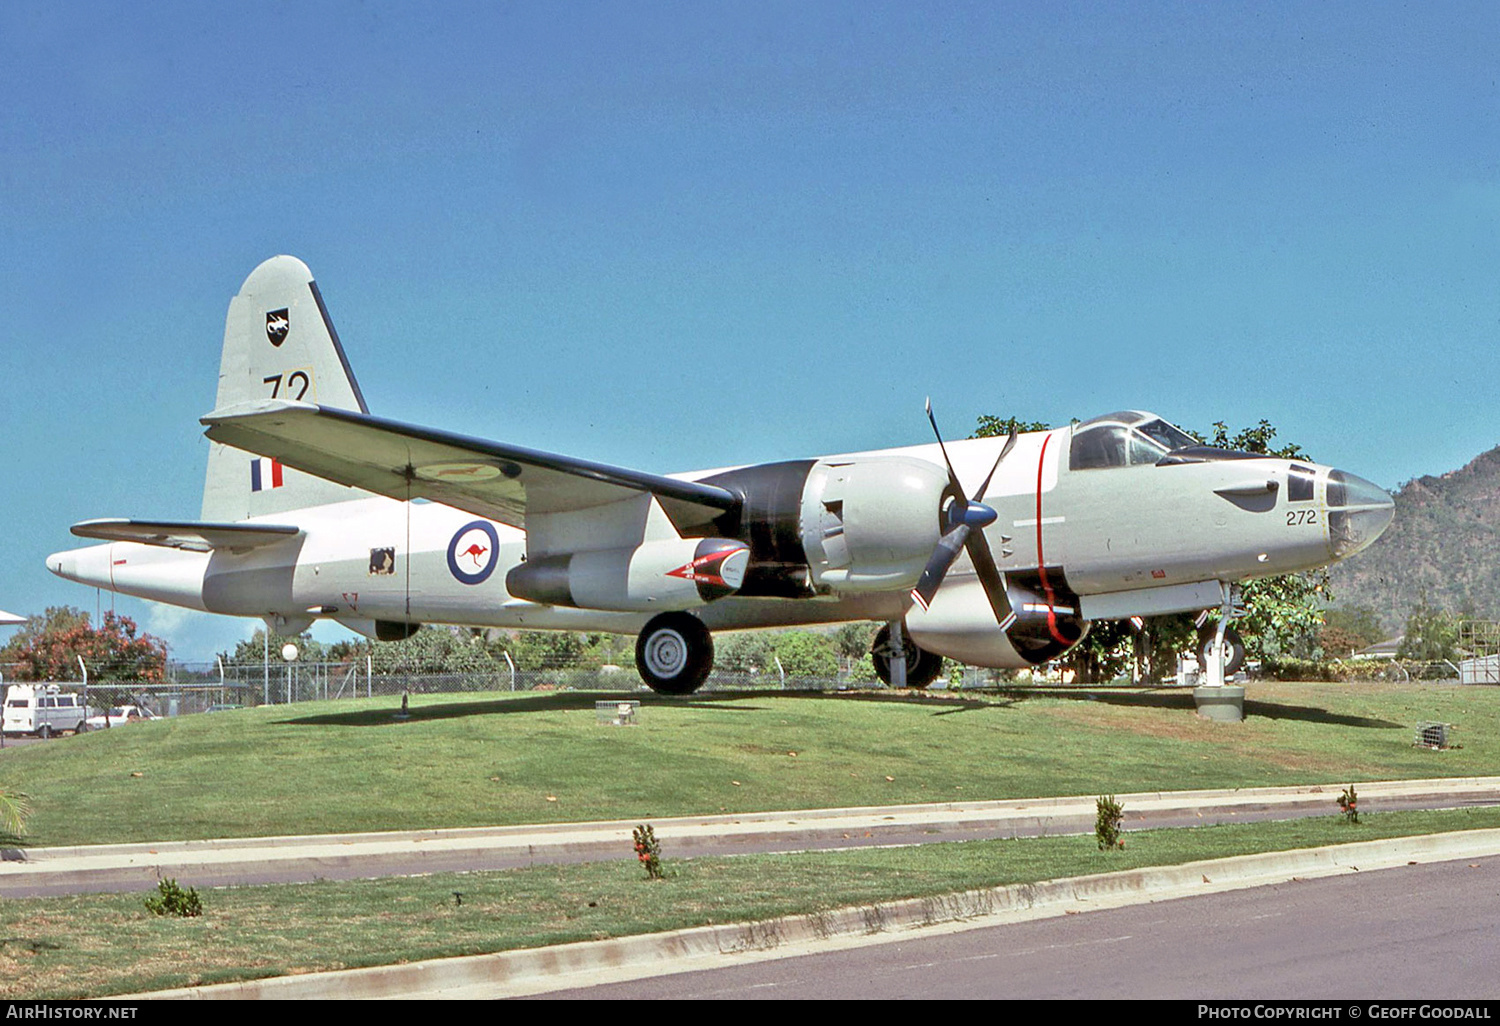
[910,400,1018,631]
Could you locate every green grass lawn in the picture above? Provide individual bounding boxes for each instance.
[2,807,1497,999]
[0,680,1493,847]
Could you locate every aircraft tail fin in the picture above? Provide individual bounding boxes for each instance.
[202,256,374,520]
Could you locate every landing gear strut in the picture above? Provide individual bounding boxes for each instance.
[635,612,714,695]
[1200,583,1247,687]
[1193,583,1250,722]
[871,622,943,689]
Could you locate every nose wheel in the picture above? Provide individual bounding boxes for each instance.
[1198,626,1246,677]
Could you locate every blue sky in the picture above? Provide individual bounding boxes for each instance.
[3,2,1498,660]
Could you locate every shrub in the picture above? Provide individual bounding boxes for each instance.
[145,878,203,917]
[1260,657,1363,682]
[1095,795,1125,850]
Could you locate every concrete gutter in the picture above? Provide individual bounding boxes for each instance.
[131,826,1500,1000]
[3,777,1497,897]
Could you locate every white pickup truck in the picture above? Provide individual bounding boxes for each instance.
[85,705,158,729]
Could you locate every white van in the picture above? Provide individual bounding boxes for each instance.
[2,684,88,738]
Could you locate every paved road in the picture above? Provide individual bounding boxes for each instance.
[124,801,1500,999]
[531,855,1499,1000]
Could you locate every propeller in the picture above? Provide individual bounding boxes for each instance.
[909,400,1018,631]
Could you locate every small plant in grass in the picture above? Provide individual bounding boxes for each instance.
[0,790,32,847]
[1337,785,1359,825]
[144,878,203,917]
[632,824,663,880]
[1096,795,1125,850]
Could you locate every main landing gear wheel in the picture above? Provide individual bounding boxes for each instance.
[871,625,944,689]
[1198,626,1247,677]
[636,612,714,695]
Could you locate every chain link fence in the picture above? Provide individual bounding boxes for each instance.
[205,658,884,706]
[4,651,1489,720]
[3,655,958,714]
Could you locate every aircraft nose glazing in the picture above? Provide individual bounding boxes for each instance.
[1326,469,1394,559]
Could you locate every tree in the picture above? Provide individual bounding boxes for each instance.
[1066,619,1135,684]
[716,632,774,674]
[224,628,327,666]
[831,622,877,676]
[0,607,167,682]
[1206,419,1308,461]
[770,631,840,679]
[1397,599,1460,662]
[372,625,508,674]
[1320,605,1386,659]
[493,630,585,672]
[973,415,1052,439]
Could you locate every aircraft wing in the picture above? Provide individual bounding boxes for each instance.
[71,518,303,554]
[200,400,741,530]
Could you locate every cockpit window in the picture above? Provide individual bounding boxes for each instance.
[1069,411,1197,471]
[1135,417,1197,453]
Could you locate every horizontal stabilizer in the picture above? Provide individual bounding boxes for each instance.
[71,518,303,554]
[200,400,741,530]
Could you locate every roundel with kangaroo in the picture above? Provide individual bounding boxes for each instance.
[446,521,500,585]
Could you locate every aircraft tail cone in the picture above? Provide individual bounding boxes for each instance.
[46,545,112,589]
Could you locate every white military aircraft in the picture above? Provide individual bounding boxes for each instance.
[49,257,1395,693]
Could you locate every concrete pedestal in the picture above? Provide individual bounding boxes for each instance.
[1193,685,1245,722]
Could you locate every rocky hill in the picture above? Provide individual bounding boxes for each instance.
[1328,446,1500,632]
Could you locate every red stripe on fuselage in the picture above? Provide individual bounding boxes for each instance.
[1034,434,1072,646]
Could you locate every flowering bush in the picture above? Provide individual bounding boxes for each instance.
[632,824,663,880]
[1337,785,1359,825]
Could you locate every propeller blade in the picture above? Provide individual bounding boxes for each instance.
[924,398,965,495]
[972,429,1018,501]
[964,527,1017,631]
[916,399,1017,631]
[909,524,970,612]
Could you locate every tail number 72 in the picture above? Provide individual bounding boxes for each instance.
[263,370,313,400]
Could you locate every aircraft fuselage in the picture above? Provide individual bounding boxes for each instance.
[50,423,1390,668]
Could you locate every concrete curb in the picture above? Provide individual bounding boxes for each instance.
[133,826,1500,1000]
[6,777,1498,896]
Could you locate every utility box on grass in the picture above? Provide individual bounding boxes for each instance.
[596,700,640,726]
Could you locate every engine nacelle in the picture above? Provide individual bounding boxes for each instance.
[506,538,749,612]
[799,457,950,594]
[906,575,1089,668]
